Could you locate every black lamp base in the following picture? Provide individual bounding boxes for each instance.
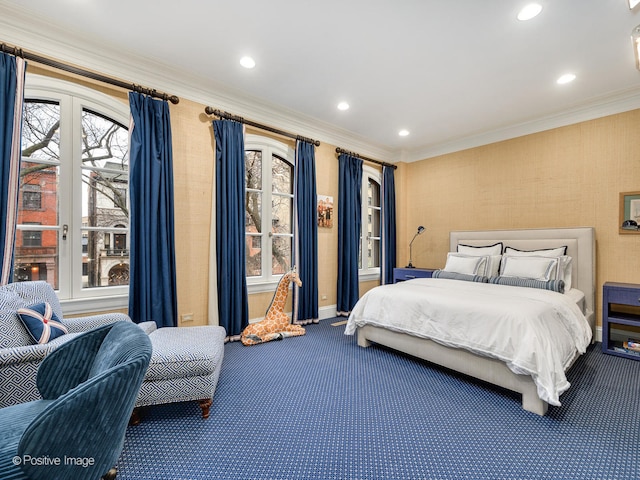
[405,263,415,268]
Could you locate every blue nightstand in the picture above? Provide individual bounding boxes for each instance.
[602,282,640,361]
[393,267,436,283]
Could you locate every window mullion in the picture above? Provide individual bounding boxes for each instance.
[263,147,274,280]
[70,97,86,299]
[57,93,73,299]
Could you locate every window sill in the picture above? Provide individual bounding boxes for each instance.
[359,270,381,283]
[60,294,129,316]
[247,280,282,295]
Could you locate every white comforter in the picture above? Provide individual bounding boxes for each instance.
[345,278,592,406]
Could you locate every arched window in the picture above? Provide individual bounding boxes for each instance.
[16,75,130,312]
[360,165,382,279]
[244,134,295,292]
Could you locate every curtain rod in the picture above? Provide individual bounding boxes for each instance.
[335,147,397,170]
[204,107,320,146]
[0,43,180,105]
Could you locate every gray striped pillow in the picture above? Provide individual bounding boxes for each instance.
[432,270,489,283]
[489,276,565,293]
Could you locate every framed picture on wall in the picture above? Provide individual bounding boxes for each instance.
[317,195,333,228]
[619,191,640,234]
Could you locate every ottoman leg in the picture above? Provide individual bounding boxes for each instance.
[198,398,212,419]
[129,407,142,426]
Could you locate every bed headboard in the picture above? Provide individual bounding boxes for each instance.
[449,227,596,333]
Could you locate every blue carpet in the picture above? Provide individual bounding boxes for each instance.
[117,319,640,479]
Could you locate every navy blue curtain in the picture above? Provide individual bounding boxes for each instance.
[293,140,318,324]
[381,166,397,285]
[337,153,362,316]
[128,92,178,328]
[214,120,249,338]
[0,53,25,285]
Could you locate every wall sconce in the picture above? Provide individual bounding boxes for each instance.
[633,24,640,70]
[406,226,425,268]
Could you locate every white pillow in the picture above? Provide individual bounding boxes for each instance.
[457,244,502,276]
[500,256,558,281]
[503,246,567,258]
[443,253,487,276]
[458,242,503,256]
[556,255,573,290]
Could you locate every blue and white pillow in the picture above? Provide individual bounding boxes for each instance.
[17,302,68,344]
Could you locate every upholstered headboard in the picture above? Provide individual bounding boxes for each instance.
[450,227,596,334]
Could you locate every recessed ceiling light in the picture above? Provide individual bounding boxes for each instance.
[557,73,576,84]
[398,129,410,137]
[517,3,543,21]
[337,102,350,111]
[630,0,640,9]
[240,56,256,69]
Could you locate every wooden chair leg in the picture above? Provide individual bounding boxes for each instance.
[198,398,212,419]
[129,407,141,426]
[102,467,117,480]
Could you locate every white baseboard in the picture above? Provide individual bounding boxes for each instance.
[319,305,338,320]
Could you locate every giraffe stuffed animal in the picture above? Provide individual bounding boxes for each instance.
[241,269,306,346]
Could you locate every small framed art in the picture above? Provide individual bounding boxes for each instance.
[317,195,333,228]
[619,191,640,234]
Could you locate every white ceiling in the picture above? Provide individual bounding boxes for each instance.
[1,0,640,162]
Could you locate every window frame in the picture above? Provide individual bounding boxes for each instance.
[359,164,382,281]
[22,74,130,314]
[244,134,295,294]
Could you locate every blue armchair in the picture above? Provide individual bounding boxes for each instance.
[0,281,132,408]
[0,321,152,479]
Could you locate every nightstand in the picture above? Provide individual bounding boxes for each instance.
[393,267,436,283]
[602,282,640,361]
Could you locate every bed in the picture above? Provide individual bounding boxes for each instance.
[345,227,595,415]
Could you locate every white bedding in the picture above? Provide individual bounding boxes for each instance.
[345,278,592,406]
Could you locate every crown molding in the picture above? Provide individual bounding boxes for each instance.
[406,86,640,162]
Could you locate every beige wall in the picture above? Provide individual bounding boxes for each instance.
[162,100,347,325]
[398,109,640,328]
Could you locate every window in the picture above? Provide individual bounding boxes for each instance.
[22,185,42,210]
[359,165,382,279]
[22,223,42,247]
[15,75,130,312]
[244,135,295,292]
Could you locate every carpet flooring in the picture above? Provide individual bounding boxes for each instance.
[117,319,640,479]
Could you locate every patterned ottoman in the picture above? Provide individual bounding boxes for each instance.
[133,324,226,422]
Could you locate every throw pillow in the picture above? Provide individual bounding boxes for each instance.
[17,302,68,344]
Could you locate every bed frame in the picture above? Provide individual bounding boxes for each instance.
[356,227,596,415]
